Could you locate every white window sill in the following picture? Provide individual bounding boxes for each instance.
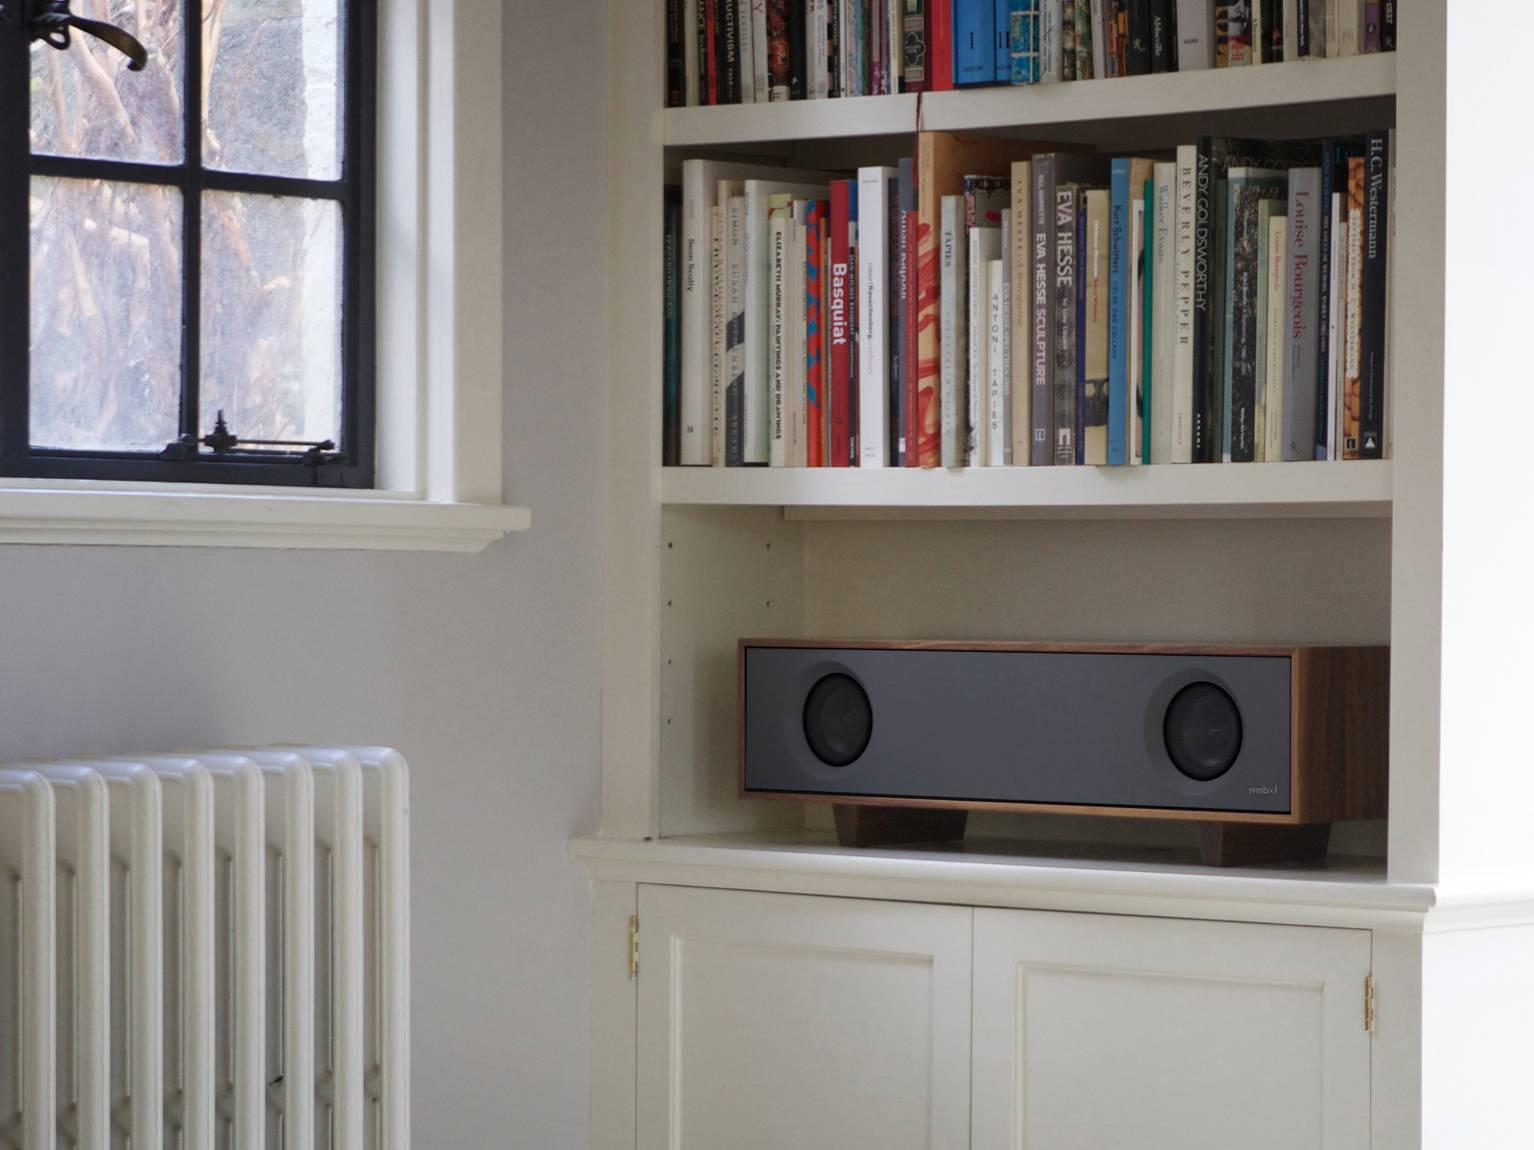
[0,482,530,551]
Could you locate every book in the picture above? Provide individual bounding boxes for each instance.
[1172,144,1196,463]
[1338,0,1360,56]
[685,0,701,104]
[889,170,905,463]
[1076,198,1088,461]
[955,0,997,85]
[1009,160,1033,463]
[1129,182,1148,464]
[858,166,898,467]
[1010,0,1040,83]
[1083,188,1111,466]
[788,0,807,96]
[1282,0,1298,59]
[1089,0,1108,78]
[737,0,757,102]
[903,0,930,91]
[996,0,1014,79]
[828,0,842,95]
[1358,131,1388,458]
[721,0,741,102]
[1252,197,1281,459]
[917,135,1029,467]
[725,192,747,464]
[1227,173,1287,462]
[940,194,969,467]
[1074,0,1093,78]
[789,202,808,464]
[1382,0,1395,51]
[830,180,855,466]
[1126,0,1151,74]
[988,257,1009,464]
[1150,0,1173,71]
[1363,1,1379,52]
[1325,194,1343,458]
[1149,162,1175,464]
[1029,154,1102,464]
[1062,0,1077,80]
[767,0,791,98]
[710,200,727,465]
[1108,159,1132,465]
[745,177,831,464]
[1054,182,1083,464]
[1222,168,1286,461]
[1140,175,1155,463]
[1211,177,1228,456]
[668,0,687,106]
[1264,214,1288,463]
[970,225,1002,463]
[805,199,827,467]
[1325,0,1339,59]
[1282,167,1321,461]
[703,0,720,103]
[1040,0,1064,81]
[1342,155,1364,459]
[1176,0,1213,68]
[998,208,1014,464]
[663,186,682,466]
[900,159,921,467]
[1219,1,1252,65]
[1107,0,1129,75]
[769,197,791,466]
[932,0,954,88]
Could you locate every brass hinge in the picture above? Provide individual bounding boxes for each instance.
[1364,975,1375,1033]
[628,915,640,979]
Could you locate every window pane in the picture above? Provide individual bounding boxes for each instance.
[29,0,184,164]
[205,0,342,179]
[29,178,183,452]
[201,192,341,445]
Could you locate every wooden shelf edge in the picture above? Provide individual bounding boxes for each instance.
[664,54,1396,147]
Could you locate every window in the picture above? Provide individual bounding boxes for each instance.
[0,0,376,487]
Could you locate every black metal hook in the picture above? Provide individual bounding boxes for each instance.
[25,0,149,72]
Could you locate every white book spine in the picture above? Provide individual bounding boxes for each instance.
[940,195,967,468]
[1150,163,1176,465]
[889,0,903,93]
[1090,0,1108,78]
[684,0,700,105]
[1171,145,1197,463]
[751,0,769,101]
[1326,195,1343,459]
[967,229,985,466]
[1009,165,1032,465]
[736,0,756,102]
[1254,205,1273,460]
[1129,195,1146,465]
[1265,215,1288,463]
[769,211,789,467]
[710,204,726,466]
[1252,0,1264,61]
[811,0,830,98]
[858,167,896,468]
[1175,0,1214,69]
[994,210,1006,466]
[1041,1,1061,83]
[1325,0,1339,58]
[988,260,1008,467]
[840,0,854,93]
[681,162,714,464]
[1282,0,1299,60]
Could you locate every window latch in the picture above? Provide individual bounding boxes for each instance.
[163,411,341,467]
[17,0,149,72]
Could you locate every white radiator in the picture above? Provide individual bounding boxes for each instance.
[0,746,410,1150]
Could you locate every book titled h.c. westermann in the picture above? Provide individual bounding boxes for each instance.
[1358,131,1389,459]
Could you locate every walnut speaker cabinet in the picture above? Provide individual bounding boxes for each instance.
[740,640,1389,866]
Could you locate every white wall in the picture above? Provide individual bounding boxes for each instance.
[0,3,607,1146]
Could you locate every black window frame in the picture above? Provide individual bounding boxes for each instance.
[0,0,377,488]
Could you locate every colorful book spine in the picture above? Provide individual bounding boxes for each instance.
[767,0,791,99]
[1061,0,1077,80]
[903,0,930,91]
[1010,0,1039,83]
[1106,0,1128,75]
[805,200,827,466]
[1083,189,1110,466]
[703,0,720,102]
[829,180,855,467]
[1074,0,1092,78]
[955,0,997,85]
[663,187,683,465]
[1343,156,1364,459]
[994,0,1012,79]
[1358,132,1388,458]
[1108,161,1131,465]
[931,0,954,89]
[900,159,920,467]
[889,173,905,463]
[1172,145,1196,463]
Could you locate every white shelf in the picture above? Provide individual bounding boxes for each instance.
[664,53,1396,147]
[662,460,1392,519]
[570,830,1436,930]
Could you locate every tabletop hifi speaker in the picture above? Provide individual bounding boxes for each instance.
[740,640,1389,867]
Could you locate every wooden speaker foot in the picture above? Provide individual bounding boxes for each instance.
[1197,823,1333,867]
[832,805,969,849]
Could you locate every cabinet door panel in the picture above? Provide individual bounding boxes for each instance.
[972,909,1371,1150]
[637,886,972,1150]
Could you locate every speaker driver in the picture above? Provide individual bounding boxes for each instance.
[802,673,873,767]
[1163,681,1244,782]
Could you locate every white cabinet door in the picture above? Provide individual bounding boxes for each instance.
[972,909,1371,1150]
[636,886,973,1150]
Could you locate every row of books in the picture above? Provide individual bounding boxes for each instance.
[665,0,1398,107]
[660,131,1393,468]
